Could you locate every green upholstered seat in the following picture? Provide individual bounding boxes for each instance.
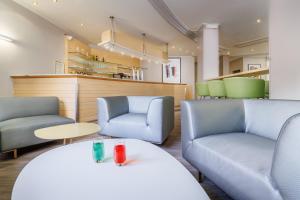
[207,80,226,98]
[196,82,209,97]
[224,77,265,99]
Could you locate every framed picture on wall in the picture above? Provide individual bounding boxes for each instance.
[248,64,261,71]
[162,57,181,83]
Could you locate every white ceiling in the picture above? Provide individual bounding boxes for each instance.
[164,0,269,46]
[13,0,269,56]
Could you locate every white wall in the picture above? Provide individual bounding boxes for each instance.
[269,0,300,100]
[142,62,162,82]
[243,56,267,71]
[180,56,195,97]
[143,56,196,97]
[0,0,65,97]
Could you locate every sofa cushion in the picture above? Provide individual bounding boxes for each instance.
[109,113,147,127]
[0,97,59,122]
[0,115,74,151]
[184,132,281,200]
[101,113,153,141]
[244,99,300,140]
[127,96,161,114]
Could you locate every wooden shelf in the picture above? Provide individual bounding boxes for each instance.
[207,67,269,81]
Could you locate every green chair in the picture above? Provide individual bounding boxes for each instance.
[196,82,209,99]
[224,77,265,99]
[207,80,226,98]
[265,80,269,98]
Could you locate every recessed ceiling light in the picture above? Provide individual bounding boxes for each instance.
[80,23,84,27]
[256,19,261,23]
[121,52,125,55]
[171,45,175,49]
[33,1,38,6]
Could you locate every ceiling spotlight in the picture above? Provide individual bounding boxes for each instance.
[53,0,58,2]
[139,57,143,61]
[121,52,125,55]
[171,45,175,49]
[256,19,261,23]
[80,23,84,27]
[33,1,38,6]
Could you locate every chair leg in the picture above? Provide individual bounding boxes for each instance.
[13,149,17,159]
[198,171,204,182]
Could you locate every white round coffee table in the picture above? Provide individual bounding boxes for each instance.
[34,123,100,144]
[12,139,209,200]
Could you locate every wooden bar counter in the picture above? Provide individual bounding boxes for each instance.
[11,75,192,122]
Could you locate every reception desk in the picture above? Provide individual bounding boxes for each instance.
[11,75,192,122]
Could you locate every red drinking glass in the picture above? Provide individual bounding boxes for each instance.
[114,142,126,166]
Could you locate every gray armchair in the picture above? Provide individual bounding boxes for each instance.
[181,99,300,200]
[98,96,174,144]
[0,97,74,158]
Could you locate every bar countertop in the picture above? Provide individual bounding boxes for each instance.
[11,74,187,85]
[206,67,269,81]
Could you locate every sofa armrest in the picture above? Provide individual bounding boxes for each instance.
[97,96,129,126]
[271,113,300,199]
[146,97,174,141]
[181,100,245,152]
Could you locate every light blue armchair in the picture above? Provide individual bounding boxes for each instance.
[97,96,174,144]
[181,99,300,200]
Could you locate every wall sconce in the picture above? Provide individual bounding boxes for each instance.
[0,34,13,42]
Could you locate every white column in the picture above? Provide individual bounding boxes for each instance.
[269,0,300,100]
[222,55,230,75]
[200,24,219,80]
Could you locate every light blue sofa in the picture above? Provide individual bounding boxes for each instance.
[0,97,74,157]
[98,96,174,144]
[181,99,300,200]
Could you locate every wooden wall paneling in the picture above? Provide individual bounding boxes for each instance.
[12,76,190,122]
[12,78,78,120]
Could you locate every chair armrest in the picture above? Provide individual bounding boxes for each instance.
[181,100,245,152]
[271,113,300,199]
[97,97,129,125]
[146,97,174,138]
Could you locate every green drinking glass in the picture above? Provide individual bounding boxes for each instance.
[92,139,104,163]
